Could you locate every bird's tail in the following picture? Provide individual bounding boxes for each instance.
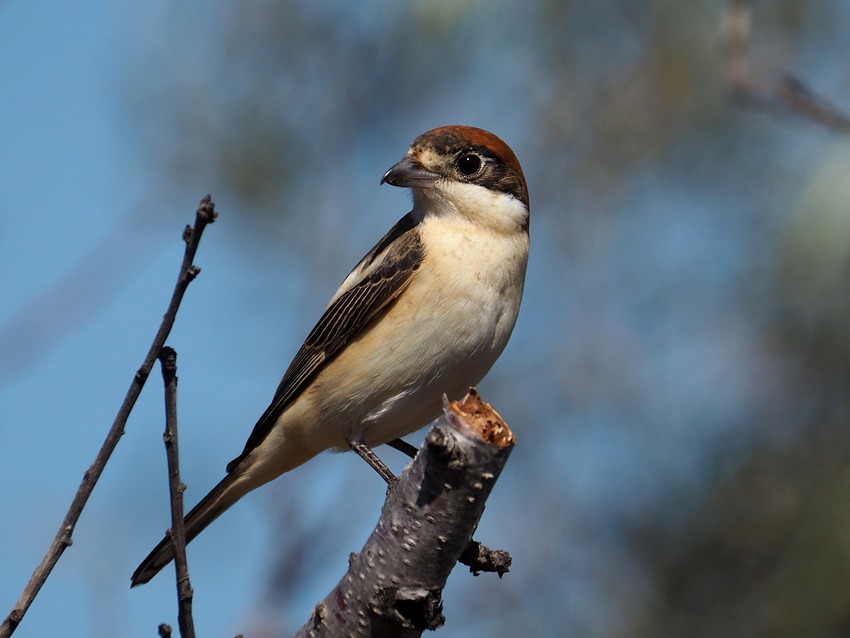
[131,471,247,587]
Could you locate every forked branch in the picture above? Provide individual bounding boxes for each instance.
[0,197,217,638]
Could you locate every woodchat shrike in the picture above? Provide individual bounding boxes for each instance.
[132,125,530,586]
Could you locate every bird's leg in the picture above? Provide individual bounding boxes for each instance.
[349,439,397,485]
[386,438,418,459]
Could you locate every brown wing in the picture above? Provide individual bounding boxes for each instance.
[226,214,423,472]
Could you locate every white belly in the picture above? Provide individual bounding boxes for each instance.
[303,216,529,449]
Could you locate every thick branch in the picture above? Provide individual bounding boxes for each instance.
[0,196,217,638]
[158,347,196,638]
[295,389,515,638]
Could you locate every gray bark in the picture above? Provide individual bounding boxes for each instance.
[294,390,515,638]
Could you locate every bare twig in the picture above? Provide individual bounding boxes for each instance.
[458,540,512,577]
[159,347,196,638]
[0,196,217,638]
[295,390,515,638]
[722,0,850,133]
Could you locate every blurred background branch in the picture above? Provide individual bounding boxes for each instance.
[724,0,850,132]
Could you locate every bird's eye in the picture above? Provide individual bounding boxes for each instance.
[457,153,482,176]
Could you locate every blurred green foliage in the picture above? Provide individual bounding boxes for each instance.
[130,1,850,635]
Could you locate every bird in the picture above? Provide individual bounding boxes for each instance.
[131,125,530,586]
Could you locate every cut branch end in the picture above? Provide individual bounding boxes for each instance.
[449,388,515,447]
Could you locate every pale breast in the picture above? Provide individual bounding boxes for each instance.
[298,214,528,449]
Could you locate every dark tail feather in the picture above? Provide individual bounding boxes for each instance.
[131,472,243,587]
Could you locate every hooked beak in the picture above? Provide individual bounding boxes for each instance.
[381,157,441,188]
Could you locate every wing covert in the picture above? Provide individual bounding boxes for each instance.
[226,215,423,472]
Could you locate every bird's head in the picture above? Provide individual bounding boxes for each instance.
[381,125,529,234]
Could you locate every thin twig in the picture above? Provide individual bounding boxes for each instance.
[159,347,196,638]
[723,0,850,133]
[0,196,217,638]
